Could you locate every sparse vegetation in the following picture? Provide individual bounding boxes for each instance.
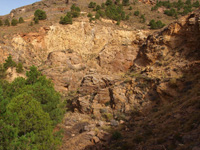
[88,1,131,24]
[151,0,198,17]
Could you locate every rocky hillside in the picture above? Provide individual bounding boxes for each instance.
[0,0,200,150]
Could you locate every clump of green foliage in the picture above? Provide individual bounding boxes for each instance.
[60,4,81,25]
[193,0,200,8]
[18,17,24,23]
[95,5,101,11]
[112,131,122,140]
[3,55,16,69]
[29,21,34,26]
[105,5,126,21]
[149,19,165,29]
[140,14,146,23]
[88,2,96,8]
[4,19,10,26]
[151,0,198,17]
[101,3,106,8]
[59,12,73,25]
[106,0,113,6]
[11,19,18,26]
[71,4,81,18]
[164,8,177,17]
[16,62,24,73]
[122,0,130,6]
[87,12,93,18]
[0,64,6,78]
[0,56,64,149]
[134,10,139,16]
[0,20,3,26]
[34,16,39,24]
[88,0,131,24]
[34,9,47,20]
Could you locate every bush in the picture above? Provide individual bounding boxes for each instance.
[34,16,39,24]
[71,4,81,18]
[87,12,93,18]
[3,55,16,69]
[29,22,33,26]
[0,63,64,149]
[18,17,24,23]
[129,6,133,10]
[16,63,23,73]
[125,14,130,20]
[140,14,146,23]
[175,0,184,10]
[88,2,96,8]
[95,12,100,19]
[115,0,120,5]
[116,20,120,25]
[112,131,122,140]
[0,64,6,79]
[181,5,192,16]
[97,10,106,17]
[101,3,105,9]
[151,5,158,11]
[122,0,130,6]
[34,9,47,20]
[105,5,125,22]
[96,5,101,11]
[4,19,10,26]
[134,10,139,16]
[11,19,18,26]
[185,0,191,5]
[149,19,165,29]
[106,0,113,6]
[164,8,177,17]
[59,12,72,25]
[0,20,3,26]
[193,0,200,8]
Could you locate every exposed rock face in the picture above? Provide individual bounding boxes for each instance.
[135,11,200,66]
[0,18,147,93]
